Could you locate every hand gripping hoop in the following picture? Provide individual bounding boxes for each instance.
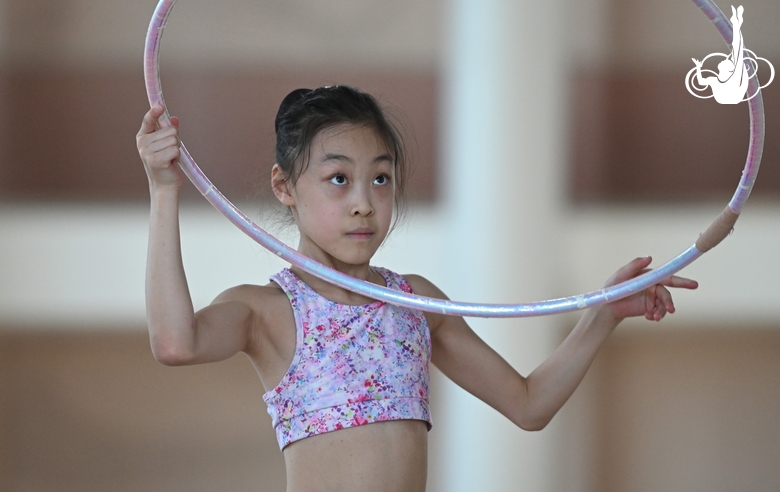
[144,0,764,318]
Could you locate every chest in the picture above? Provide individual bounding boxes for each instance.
[293,300,431,383]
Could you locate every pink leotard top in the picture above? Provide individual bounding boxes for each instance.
[264,267,432,450]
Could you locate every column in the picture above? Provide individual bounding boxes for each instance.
[431,0,567,490]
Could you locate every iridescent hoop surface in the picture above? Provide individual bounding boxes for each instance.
[144,0,765,318]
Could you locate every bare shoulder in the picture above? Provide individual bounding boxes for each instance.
[193,280,297,389]
[203,280,296,368]
[213,282,284,304]
[402,274,449,299]
[211,281,291,327]
[401,274,452,334]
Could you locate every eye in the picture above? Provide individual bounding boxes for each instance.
[329,174,348,186]
[373,174,391,186]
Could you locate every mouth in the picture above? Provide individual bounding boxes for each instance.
[346,228,375,240]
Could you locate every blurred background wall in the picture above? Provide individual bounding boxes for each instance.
[1,0,779,490]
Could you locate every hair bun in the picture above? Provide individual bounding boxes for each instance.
[275,88,313,133]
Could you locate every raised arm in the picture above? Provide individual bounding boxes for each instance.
[413,257,697,431]
[137,106,254,365]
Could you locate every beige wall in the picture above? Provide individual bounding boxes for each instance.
[568,0,780,71]
[2,0,780,491]
[610,0,780,71]
[2,0,442,70]
[555,326,780,492]
[0,331,286,492]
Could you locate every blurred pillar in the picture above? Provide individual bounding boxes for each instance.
[433,0,567,490]
[0,0,7,191]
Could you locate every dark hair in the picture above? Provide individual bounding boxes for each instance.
[274,86,409,218]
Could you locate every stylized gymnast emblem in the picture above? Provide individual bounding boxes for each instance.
[686,5,774,104]
[144,0,766,318]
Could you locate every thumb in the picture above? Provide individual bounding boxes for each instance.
[138,105,165,136]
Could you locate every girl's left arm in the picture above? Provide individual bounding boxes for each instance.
[408,256,697,431]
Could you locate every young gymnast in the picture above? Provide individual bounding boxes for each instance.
[137,85,698,492]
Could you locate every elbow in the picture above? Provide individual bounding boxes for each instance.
[512,379,558,431]
[149,333,196,366]
[153,349,191,366]
[152,345,192,366]
[514,410,554,432]
[517,418,551,432]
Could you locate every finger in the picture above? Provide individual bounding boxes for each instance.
[659,275,698,290]
[137,126,179,154]
[615,256,653,282]
[138,133,180,168]
[138,105,165,136]
[654,302,668,321]
[656,286,675,314]
[170,116,180,129]
[144,134,180,156]
[645,288,655,320]
[650,287,668,321]
[149,145,181,167]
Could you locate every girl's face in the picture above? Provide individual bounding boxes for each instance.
[272,123,395,270]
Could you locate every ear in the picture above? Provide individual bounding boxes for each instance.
[271,164,295,206]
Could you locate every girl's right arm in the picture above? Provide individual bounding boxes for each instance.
[137,106,255,365]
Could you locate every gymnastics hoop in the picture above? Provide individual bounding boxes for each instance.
[144,0,764,318]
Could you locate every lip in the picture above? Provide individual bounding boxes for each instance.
[346,227,374,240]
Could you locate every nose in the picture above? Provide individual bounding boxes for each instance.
[350,185,374,217]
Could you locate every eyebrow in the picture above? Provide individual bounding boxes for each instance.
[321,153,393,165]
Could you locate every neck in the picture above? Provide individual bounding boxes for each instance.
[289,240,383,305]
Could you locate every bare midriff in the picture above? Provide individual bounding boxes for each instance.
[283,419,428,492]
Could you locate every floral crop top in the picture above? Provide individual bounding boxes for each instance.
[264,267,432,450]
